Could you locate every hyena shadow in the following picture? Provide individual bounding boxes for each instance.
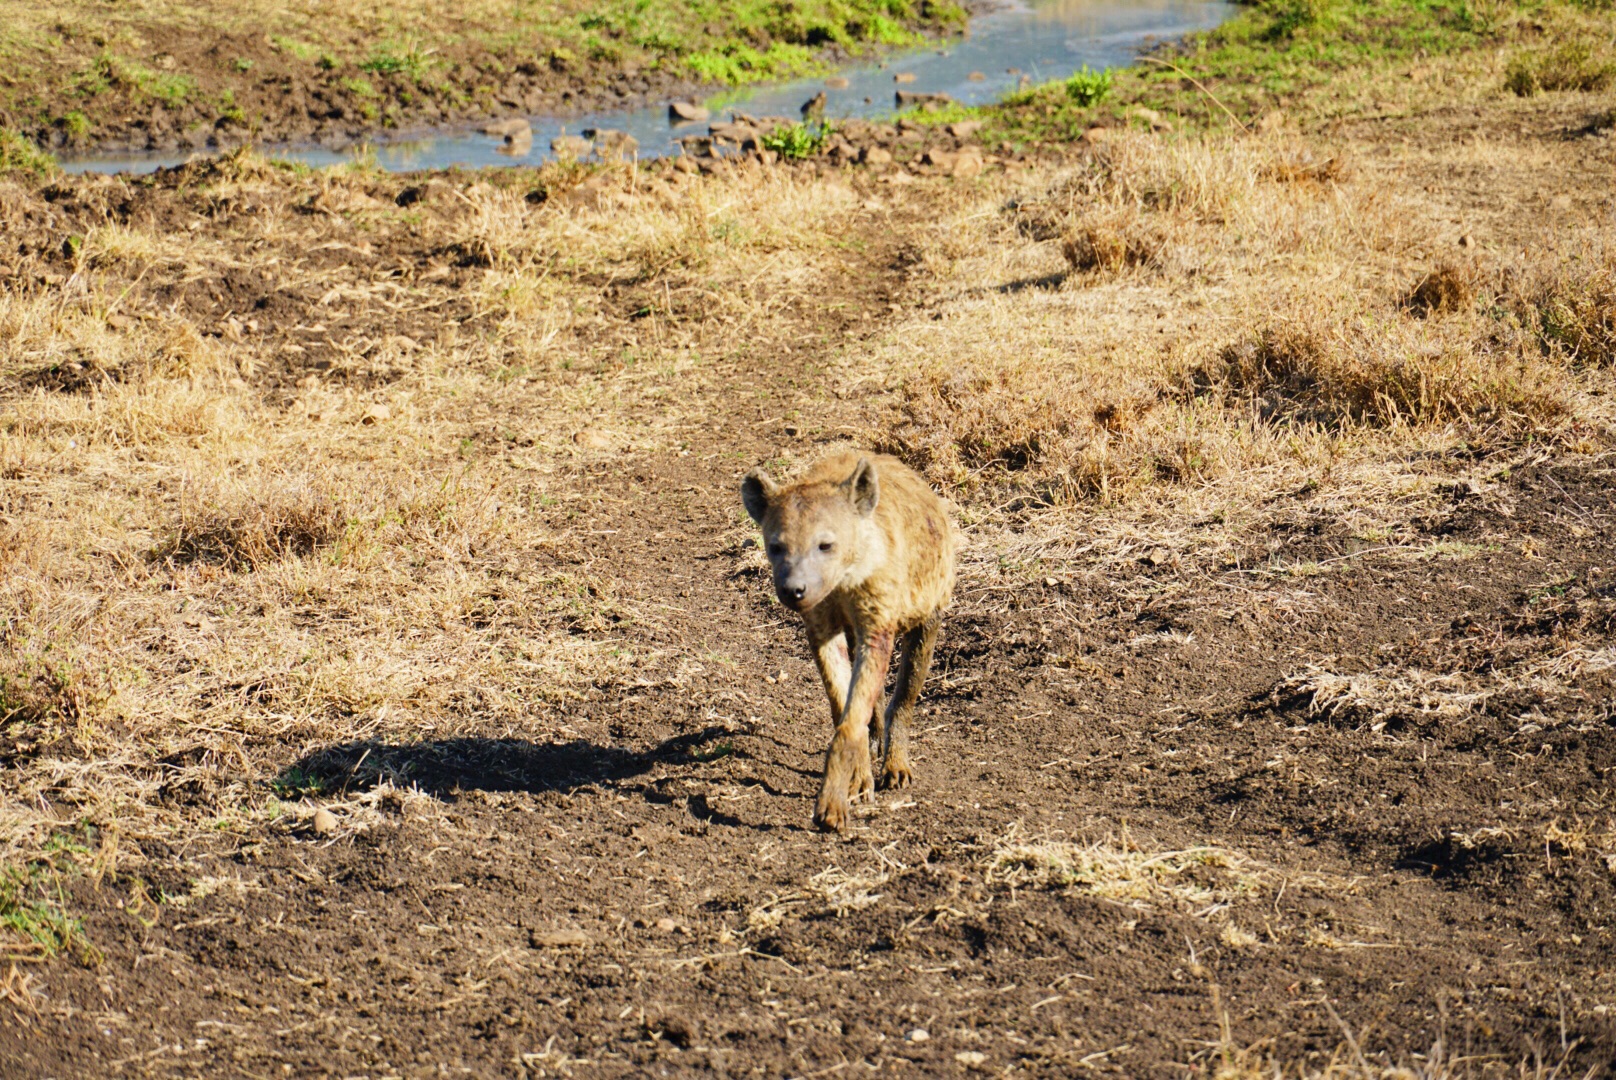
[280,727,741,802]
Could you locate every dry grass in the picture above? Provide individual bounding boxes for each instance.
[982,822,1336,916]
[868,124,1613,578]
[0,154,865,909]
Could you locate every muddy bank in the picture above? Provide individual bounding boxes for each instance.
[4,2,967,157]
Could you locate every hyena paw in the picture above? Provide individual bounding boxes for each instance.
[848,758,876,802]
[880,755,913,790]
[814,789,852,833]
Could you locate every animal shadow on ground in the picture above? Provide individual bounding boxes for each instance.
[280,727,747,803]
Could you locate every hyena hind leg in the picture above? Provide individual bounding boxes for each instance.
[880,612,941,790]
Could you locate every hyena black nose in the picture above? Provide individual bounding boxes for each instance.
[789,586,806,601]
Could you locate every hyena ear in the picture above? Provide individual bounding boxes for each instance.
[741,469,777,524]
[846,457,879,517]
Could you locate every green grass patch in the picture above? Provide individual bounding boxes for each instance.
[975,0,1599,147]
[340,76,378,98]
[1065,64,1113,106]
[0,128,54,177]
[58,110,90,139]
[1,830,103,965]
[761,119,833,158]
[676,0,957,83]
[360,43,435,80]
[687,42,821,83]
[74,52,197,107]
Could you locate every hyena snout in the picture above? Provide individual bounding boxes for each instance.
[774,564,823,611]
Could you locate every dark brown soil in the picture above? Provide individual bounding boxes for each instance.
[7,448,1616,1078]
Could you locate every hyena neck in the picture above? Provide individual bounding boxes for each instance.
[836,517,888,591]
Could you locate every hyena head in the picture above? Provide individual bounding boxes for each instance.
[741,457,878,613]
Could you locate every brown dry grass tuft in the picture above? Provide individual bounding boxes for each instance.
[1060,210,1165,275]
[155,475,348,570]
[1201,314,1567,431]
[1515,245,1616,369]
[1403,264,1474,317]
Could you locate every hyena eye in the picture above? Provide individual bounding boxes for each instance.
[818,541,834,553]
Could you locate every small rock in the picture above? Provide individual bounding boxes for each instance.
[1044,577,1058,588]
[860,146,893,166]
[669,100,709,124]
[105,313,133,330]
[801,91,827,119]
[907,1028,930,1042]
[584,128,637,158]
[922,148,958,169]
[396,179,450,206]
[573,428,610,449]
[676,134,714,157]
[956,1052,987,1067]
[882,170,916,186]
[952,151,983,179]
[481,117,531,138]
[654,917,678,933]
[1144,546,1172,567]
[550,134,592,160]
[312,808,337,835]
[496,130,533,157]
[967,71,986,82]
[1458,233,1474,247]
[708,120,758,146]
[672,155,700,174]
[530,929,591,948]
[946,120,984,139]
[658,1015,697,1048]
[825,76,850,89]
[360,403,391,425]
[1083,126,1112,143]
[896,90,952,109]
[1131,106,1171,131]
[894,72,917,84]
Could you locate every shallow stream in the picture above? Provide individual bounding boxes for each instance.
[59,0,1231,175]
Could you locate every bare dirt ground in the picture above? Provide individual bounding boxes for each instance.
[2,53,1616,1080]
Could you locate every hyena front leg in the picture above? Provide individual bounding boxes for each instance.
[880,612,940,790]
[810,627,852,725]
[811,623,886,764]
[815,627,893,833]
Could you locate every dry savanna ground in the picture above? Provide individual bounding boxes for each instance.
[2,27,1616,1079]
